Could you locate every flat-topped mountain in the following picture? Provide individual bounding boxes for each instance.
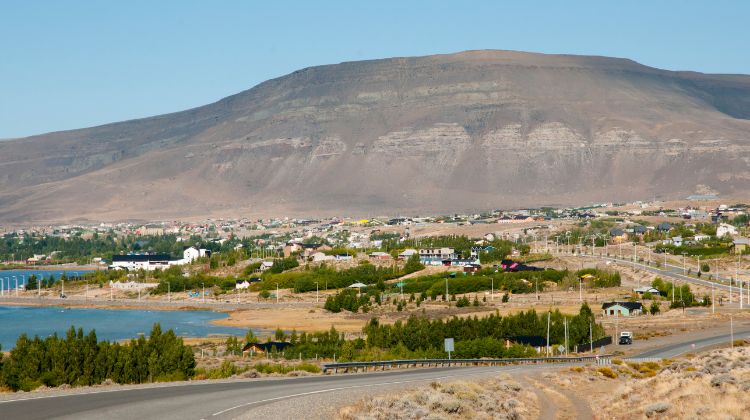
[1,50,749,222]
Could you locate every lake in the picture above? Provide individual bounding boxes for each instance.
[0,269,94,290]
[0,305,250,349]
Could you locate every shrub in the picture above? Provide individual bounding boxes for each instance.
[597,367,618,379]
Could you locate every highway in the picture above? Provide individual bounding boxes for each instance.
[2,328,749,420]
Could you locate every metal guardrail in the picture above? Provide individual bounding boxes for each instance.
[322,354,613,373]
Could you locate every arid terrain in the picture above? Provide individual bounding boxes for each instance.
[1,50,750,222]
[338,345,750,419]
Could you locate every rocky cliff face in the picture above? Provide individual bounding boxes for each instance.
[1,50,749,222]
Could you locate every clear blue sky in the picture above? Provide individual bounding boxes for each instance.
[1,0,748,138]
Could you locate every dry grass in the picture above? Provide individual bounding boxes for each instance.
[596,346,750,419]
[338,376,537,419]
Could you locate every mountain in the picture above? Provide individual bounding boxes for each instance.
[1,50,750,222]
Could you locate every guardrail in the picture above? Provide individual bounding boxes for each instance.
[322,354,613,374]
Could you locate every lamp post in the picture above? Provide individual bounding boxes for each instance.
[275,283,279,304]
[13,276,18,297]
[202,283,205,303]
[315,282,319,303]
[167,281,171,302]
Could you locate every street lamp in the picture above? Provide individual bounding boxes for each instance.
[315,281,319,303]
[275,283,279,304]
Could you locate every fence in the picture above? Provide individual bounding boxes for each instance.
[575,336,613,353]
[322,354,612,374]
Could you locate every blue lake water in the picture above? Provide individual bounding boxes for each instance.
[0,270,94,290]
[0,306,250,349]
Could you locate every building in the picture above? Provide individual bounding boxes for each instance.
[732,238,750,255]
[419,247,457,265]
[602,302,643,317]
[398,249,418,260]
[717,223,738,238]
[242,341,293,355]
[369,251,392,261]
[109,254,173,271]
[283,242,332,258]
[633,287,660,296]
[183,246,211,263]
[609,228,628,243]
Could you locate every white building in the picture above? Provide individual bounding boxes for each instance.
[182,246,211,263]
[717,223,738,238]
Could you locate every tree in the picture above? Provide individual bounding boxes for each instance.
[26,275,37,291]
[245,330,258,344]
[403,254,425,274]
[649,301,661,315]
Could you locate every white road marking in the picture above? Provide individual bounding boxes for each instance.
[211,367,520,416]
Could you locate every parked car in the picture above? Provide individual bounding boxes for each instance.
[619,331,633,345]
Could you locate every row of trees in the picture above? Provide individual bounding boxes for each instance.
[0,324,195,391]
[256,304,602,362]
[363,304,603,352]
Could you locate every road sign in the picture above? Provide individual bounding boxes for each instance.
[396,282,405,287]
[444,338,454,352]
[444,337,454,359]
[558,345,565,354]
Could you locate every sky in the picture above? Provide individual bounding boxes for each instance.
[1,0,749,138]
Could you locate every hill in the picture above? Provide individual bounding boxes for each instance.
[1,50,749,222]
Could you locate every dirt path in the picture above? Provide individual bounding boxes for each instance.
[518,374,594,420]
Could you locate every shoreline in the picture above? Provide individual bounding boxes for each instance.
[0,264,100,271]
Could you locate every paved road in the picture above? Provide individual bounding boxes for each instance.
[1,327,745,420]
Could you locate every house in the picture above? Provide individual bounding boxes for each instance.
[694,234,711,242]
[633,286,660,296]
[334,254,353,261]
[260,261,274,271]
[235,280,250,290]
[183,246,211,263]
[656,223,672,232]
[717,223,738,238]
[241,341,293,355]
[671,236,683,247]
[602,302,643,317]
[398,249,418,260]
[299,244,332,259]
[732,238,750,255]
[369,251,392,261]
[310,252,333,262]
[609,228,628,243]
[463,263,482,273]
[631,225,647,235]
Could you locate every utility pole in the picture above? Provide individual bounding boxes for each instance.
[315,282,319,303]
[564,317,569,356]
[712,283,715,314]
[579,278,583,303]
[589,323,593,353]
[546,312,551,357]
[276,283,279,304]
[731,315,734,348]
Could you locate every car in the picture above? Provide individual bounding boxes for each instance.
[619,331,633,345]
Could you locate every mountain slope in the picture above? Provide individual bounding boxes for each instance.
[1,50,750,222]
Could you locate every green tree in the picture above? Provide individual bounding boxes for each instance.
[649,301,661,315]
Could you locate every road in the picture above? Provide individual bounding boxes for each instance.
[2,327,749,420]
[577,251,746,303]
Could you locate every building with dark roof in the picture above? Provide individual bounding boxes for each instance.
[602,301,643,317]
